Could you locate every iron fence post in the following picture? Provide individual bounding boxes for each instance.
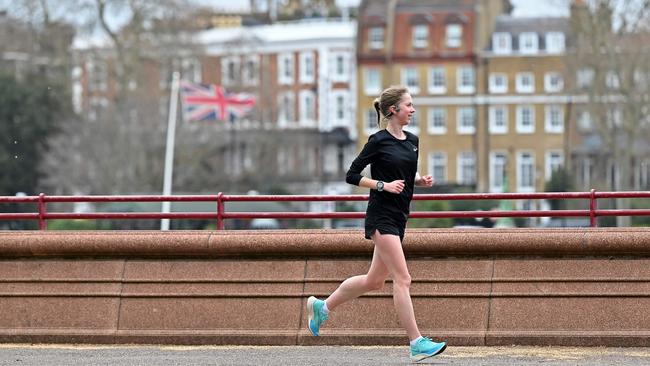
[589,189,597,227]
[38,193,47,230]
[217,192,224,230]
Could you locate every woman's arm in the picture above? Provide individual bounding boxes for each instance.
[358,177,404,194]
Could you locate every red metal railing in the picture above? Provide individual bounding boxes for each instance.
[1,190,650,230]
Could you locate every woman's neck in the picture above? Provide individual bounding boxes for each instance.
[385,123,405,139]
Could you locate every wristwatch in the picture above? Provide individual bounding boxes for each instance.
[376,181,384,191]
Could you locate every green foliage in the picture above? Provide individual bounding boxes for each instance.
[0,73,71,196]
[409,200,453,228]
[631,198,650,227]
[544,168,574,210]
[48,220,105,230]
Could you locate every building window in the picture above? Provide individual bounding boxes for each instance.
[458,151,476,185]
[87,59,108,92]
[492,32,512,54]
[490,151,507,192]
[545,32,565,54]
[332,52,349,82]
[607,106,622,128]
[577,68,594,89]
[243,55,259,86]
[545,104,564,133]
[427,107,446,135]
[181,58,201,83]
[446,24,463,48]
[364,68,381,95]
[332,91,348,123]
[457,107,476,134]
[577,110,593,131]
[365,108,378,133]
[402,67,420,94]
[299,90,316,124]
[221,56,240,86]
[489,73,508,93]
[544,72,563,92]
[369,27,384,49]
[278,53,294,85]
[299,52,314,84]
[519,32,538,54]
[428,67,446,94]
[517,151,536,192]
[545,151,564,180]
[606,71,620,90]
[489,105,508,134]
[516,72,535,93]
[516,105,535,133]
[412,25,428,49]
[457,66,475,94]
[429,152,447,183]
[278,92,295,126]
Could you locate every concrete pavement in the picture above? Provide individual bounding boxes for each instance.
[2,345,650,365]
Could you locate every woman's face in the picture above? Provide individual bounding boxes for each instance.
[392,93,415,126]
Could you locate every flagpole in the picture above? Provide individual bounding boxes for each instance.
[161,71,180,231]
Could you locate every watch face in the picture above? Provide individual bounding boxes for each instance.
[377,181,384,191]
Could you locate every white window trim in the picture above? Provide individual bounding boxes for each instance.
[221,56,240,86]
[515,72,535,93]
[545,150,564,180]
[331,90,348,126]
[577,68,594,89]
[278,53,294,85]
[242,55,259,86]
[364,68,381,96]
[428,151,447,183]
[489,105,508,134]
[544,72,563,93]
[544,104,564,133]
[401,67,420,95]
[492,32,512,54]
[519,32,538,54]
[364,108,379,135]
[516,150,536,192]
[489,150,508,193]
[545,32,565,54]
[277,91,295,127]
[299,52,315,84]
[412,24,428,49]
[446,24,463,48]
[457,107,476,134]
[332,52,349,83]
[489,73,508,93]
[457,66,475,94]
[516,105,535,134]
[457,151,476,185]
[427,107,447,135]
[299,89,317,126]
[428,67,446,94]
[181,58,202,83]
[369,27,384,50]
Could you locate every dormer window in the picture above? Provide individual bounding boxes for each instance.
[519,32,538,54]
[369,27,384,50]
[412,25,428,49]
[492,32,511,54]
[545,32,565,54]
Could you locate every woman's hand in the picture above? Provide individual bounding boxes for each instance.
[384,180,405,194]
[415,175,434,187]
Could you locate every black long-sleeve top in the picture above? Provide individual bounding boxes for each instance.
[346,129,419,221]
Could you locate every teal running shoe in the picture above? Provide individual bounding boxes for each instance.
[409,337,447,362]
[307,296,328,336]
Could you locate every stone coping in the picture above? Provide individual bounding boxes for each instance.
[1,228,650,257]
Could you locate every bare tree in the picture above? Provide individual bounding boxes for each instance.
[568,0,650,226]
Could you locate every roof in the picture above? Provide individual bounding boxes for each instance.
[488,15,570,51]
[198,19,356,45]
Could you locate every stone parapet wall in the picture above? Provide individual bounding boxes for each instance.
[1,228,650,346]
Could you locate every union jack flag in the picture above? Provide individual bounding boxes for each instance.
[180,80,256,122]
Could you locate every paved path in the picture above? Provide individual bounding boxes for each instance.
[2,345,650,365]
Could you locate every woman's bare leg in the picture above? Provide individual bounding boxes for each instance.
[372,231,421,341]
[325,245,390,310]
